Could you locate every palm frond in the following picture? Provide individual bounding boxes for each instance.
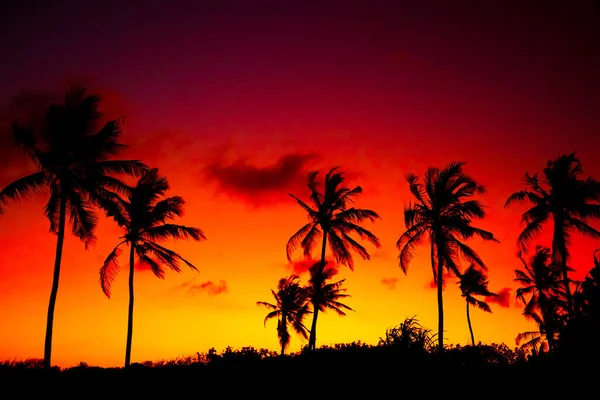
[67,190,98,248]
[286,222,315,262]
[99,244,124,298]
[142,224,205,242]
[0,172,49,204]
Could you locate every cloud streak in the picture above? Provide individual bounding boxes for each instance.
[487,287,511,308]
[286,256,339,276]
[381,277,399,290]
[189,280,229,296]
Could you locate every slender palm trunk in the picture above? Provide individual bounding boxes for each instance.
[43,192,67,369]
[125,245,135,367]
[308,231,328,351]
[280,314,287,356]
[434,243,444,353]
[553,216,573,314]
[466,300,475,346]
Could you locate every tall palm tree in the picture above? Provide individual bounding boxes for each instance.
[306,261,354,318]
[457,264,497,345]
[286,167,380,350]
[0,88,146,368]
[514,245,565,352]
[257,275,311,355]
[396,161,498,352]
[505,153,600,314]
[99,168,205,367]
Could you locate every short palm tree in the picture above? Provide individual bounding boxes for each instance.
[457,264,497,345]
[306,261,353,317]
[0,88,146,368]
[505,153,600,314]
[514,246,565,352]
[257,275,311,355]
[396,161,498,352]
[99,168,205,367]
[286,167,380,350]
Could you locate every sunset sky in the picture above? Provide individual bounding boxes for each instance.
[1,0,599,368]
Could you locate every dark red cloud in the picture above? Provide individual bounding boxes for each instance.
[486,287,511,308]
[381,277,399,290]
[189,280,229,296]
[202,149,321,206]
[286,256,339,276]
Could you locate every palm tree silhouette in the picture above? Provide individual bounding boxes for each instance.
[257,275,311,355]
[505,153,600,314]
[286,167,380,350]
[99,168,205,367]
[514,246,565,352]
[306,261,354,318]
[457,264,497,345]
[515,330,548,355]
[0,88,146,368]
[396,161,498,352]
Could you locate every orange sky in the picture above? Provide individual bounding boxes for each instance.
[0,0,599,368]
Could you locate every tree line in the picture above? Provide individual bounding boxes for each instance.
[1,88,599,368]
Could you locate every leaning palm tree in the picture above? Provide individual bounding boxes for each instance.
[99,168,205,367]
[457,264,497,345]
[0,88,146,368]
[306,261,354,318]
[396,161,498,352]
[257,275,311,355]
[286,167,381,350]
[505,153,600,314]
[514,246,565,352]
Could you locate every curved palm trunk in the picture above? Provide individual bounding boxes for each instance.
[43,192,67,369]
[308,231,328,351]
[466,300,475,345]
[125,245,135,367]
[552,216,573,314]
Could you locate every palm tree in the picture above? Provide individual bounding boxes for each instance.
[505,153,600,314]
[514,246,565,352]
[99,168,205,367]
[286,167,380,350]
[257,275,311,355]
[396,161,498,352]
[457,264,497,345]
[306,261,354,318]
[0,88,146,368]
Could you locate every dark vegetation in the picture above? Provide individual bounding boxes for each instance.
[0,88,599,392]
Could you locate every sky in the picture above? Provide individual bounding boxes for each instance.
[0,0,599,368]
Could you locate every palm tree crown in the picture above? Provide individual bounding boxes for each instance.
[99,168,205,297]
[307,261,354,316]
[459,264,496,313]
[0,88,146,247]
[257,275,311,355]
[286,166,381,270]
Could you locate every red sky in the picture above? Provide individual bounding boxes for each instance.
[0,0,599,367]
